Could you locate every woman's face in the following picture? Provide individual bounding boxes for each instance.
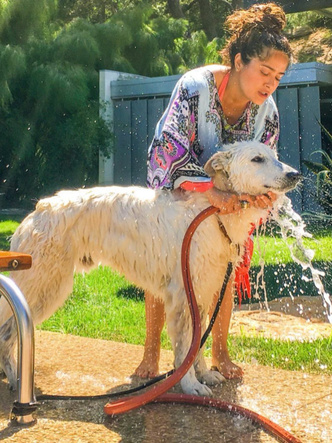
[235,49,289,105]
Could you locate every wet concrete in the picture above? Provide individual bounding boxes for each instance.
[0,328,331,442]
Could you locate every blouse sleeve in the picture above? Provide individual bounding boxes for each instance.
[147,75,211,190]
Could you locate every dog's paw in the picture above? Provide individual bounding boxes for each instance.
[9,382,17,392]
[199,370,225,386]
[181,378,213,397]
[0,368,17,390]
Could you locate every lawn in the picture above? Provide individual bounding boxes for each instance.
[1,218,332,375]
[0,220,20,250]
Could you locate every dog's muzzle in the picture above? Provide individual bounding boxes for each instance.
[286,171,303,184]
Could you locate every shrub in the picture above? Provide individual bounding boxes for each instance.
[303,124,332,215]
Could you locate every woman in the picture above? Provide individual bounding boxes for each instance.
[135,3,292,380]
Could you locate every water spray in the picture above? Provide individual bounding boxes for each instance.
[274,196,332,323]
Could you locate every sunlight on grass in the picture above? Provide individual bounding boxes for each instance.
[38,266,332,375]
[39,267,171,348]
[252,235,331,266]
[228,334,332,374]
[0,220,20,250]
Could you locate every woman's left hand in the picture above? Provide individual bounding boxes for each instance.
[250,191,278,209]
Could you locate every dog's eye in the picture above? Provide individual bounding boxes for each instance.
[251,156,264,163]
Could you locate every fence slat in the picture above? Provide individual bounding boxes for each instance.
[277,87,302,212]
[147,98,166,146]
[131,100,148,186]
[113,101,132,185]
[298,85,322,212]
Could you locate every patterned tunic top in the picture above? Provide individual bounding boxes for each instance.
[147,65,279,190]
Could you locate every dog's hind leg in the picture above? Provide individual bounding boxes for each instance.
[0,256,76,391]
[0,317,18,390]
[11,254,76,326]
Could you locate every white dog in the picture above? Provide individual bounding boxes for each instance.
[0,141,301,395]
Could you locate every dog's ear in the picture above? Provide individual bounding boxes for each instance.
[204,151,234,192]
[204,151,231,177]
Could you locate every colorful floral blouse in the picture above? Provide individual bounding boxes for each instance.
[147,65,279,190]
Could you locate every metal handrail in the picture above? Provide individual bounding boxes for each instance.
[0,274,37,425]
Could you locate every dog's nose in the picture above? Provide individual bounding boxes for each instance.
[286,171,302,183]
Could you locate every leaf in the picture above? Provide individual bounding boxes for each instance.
[28,62,89,116]
[319,150,332,171]
[0,44,26,108]
[317,119,332,145]
[310,149,332,170]
[317,170,331,201]
[303,159,328,174]
[54,30,100,68]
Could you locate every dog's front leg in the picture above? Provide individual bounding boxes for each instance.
[166,298,214,396]
[194,310,225,387]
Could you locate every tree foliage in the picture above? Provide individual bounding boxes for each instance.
[0,0,228,209]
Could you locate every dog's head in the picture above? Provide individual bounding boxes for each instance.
[204,141,302,195]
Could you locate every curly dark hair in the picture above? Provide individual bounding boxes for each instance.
[221,2,292,67]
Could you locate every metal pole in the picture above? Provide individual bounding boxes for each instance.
[0,274,37,425]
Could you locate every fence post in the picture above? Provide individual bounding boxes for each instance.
[99,70,146,186]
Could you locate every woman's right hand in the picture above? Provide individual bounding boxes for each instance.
[204,187,255,214]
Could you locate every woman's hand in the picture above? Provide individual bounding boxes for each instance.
[204,188,277,214]
[204,187,254,214]
[251,191,278,209]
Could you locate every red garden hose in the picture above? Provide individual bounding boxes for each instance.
[103,206,215,415]
[103,206,302,443]
[154,393,302,443]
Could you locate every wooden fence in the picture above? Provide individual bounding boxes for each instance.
[99,62,332,213]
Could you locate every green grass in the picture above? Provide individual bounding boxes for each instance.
[252,234,332,265]
[0,220,20,250]
[39,266,332,375]
[228,334,332,374]
[249,233,332,301]
[1,219,332,375]
[40,268,157,345]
